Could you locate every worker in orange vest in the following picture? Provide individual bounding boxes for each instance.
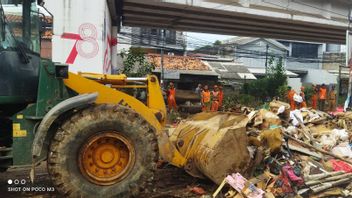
[287,86,296,110]
[319,84,327,111]
[167,82,177,112]
[328,85,336,112]
[300,86,307,108]
[211,85,220,111]
[218,85,224,109]
[201,85,211,112]
[311,85,318,110]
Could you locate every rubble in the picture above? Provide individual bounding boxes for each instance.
[169,99,352,197]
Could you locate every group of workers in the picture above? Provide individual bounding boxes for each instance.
[166,82,224,112]
[287,84,336,112]
[196,84,224,112]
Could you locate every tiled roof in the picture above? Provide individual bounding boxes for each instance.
[147,54,210,71]
[6,14,53,23]
[6,14,53,39]
[6,14,22,23]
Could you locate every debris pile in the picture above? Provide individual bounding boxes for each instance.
[169,100,352,197]
[226,101,352,197]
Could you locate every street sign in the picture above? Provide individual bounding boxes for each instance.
[164,70,180,80]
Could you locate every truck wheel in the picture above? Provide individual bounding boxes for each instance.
[47,104,158,198]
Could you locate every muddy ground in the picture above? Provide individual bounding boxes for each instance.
[0,163,217,198]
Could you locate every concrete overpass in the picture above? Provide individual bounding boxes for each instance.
[112,0,352,44]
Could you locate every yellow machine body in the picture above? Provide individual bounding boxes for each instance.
[168,112,253,184]
[63,72,187,167]
[63,72,254,184]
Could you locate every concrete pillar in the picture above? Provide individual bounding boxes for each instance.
[111,26,118,73]
[238,0,250,7]
[322,1,331,19]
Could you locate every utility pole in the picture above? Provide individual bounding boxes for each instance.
[344,8,352,111]
[160,29,165,84]
[337,64,342,105]
[265,44,269,75]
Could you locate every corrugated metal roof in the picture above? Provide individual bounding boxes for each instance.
[206,61,255,80]
[248,68,298,77]
[223,37,289,51]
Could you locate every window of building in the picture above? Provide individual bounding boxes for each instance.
[291,43,319,58]
[151,29,158,36]
[141,28,148,35]
[165,30,176,45]
[326,44,341,53]
[279,41,290,47]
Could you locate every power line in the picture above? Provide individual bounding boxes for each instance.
[118,31,346,63]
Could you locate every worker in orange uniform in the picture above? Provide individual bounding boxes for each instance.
[218,85,224,109]
[167,82,177,112]
[311,85,318,110]
[328,85,336,112]
[287,86,296,110]
[201,85,211,111]
[300,86,307,108]
[211,85,220,111]
[319,84,327,111]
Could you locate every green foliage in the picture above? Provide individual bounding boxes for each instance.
[120,47,155,77]
[168,110,180,123]
[303,86,314,105]
[223,93,259,109]
[214,40,222,45]
[277,84,289,101]
[241,57,287,101]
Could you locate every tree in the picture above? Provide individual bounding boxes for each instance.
[213,40,222,45]
[242,56,287,101]
[120,47,155,77]
[266,57,287,98]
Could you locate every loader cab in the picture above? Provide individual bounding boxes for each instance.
[0,0,41,116]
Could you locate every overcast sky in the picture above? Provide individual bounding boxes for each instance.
[186,32,234,50]
[186,32,233,43]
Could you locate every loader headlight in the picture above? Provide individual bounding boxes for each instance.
[55,64,69,79]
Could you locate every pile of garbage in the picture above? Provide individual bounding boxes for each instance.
[213,100,352,198]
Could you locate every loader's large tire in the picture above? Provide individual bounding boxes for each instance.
[47,104,158,198]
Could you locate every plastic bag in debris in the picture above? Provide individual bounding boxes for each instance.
[293,93,303,103]
[290,109,304,126]
[319,135,338,150]
[225,173,265,198]
[331,129,349,141]
[331,142,352,159]
[277,105,286,115]
[319,129,349,150]
[285,126,298,136]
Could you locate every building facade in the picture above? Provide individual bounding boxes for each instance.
[220,37,342,91]
[117,26,186,54]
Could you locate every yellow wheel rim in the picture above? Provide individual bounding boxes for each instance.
[79,132,135,185]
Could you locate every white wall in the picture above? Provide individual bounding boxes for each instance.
[288,78,302,93]
[45,0,115,74]
[302,69,337,85]
[235,40,287,68]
